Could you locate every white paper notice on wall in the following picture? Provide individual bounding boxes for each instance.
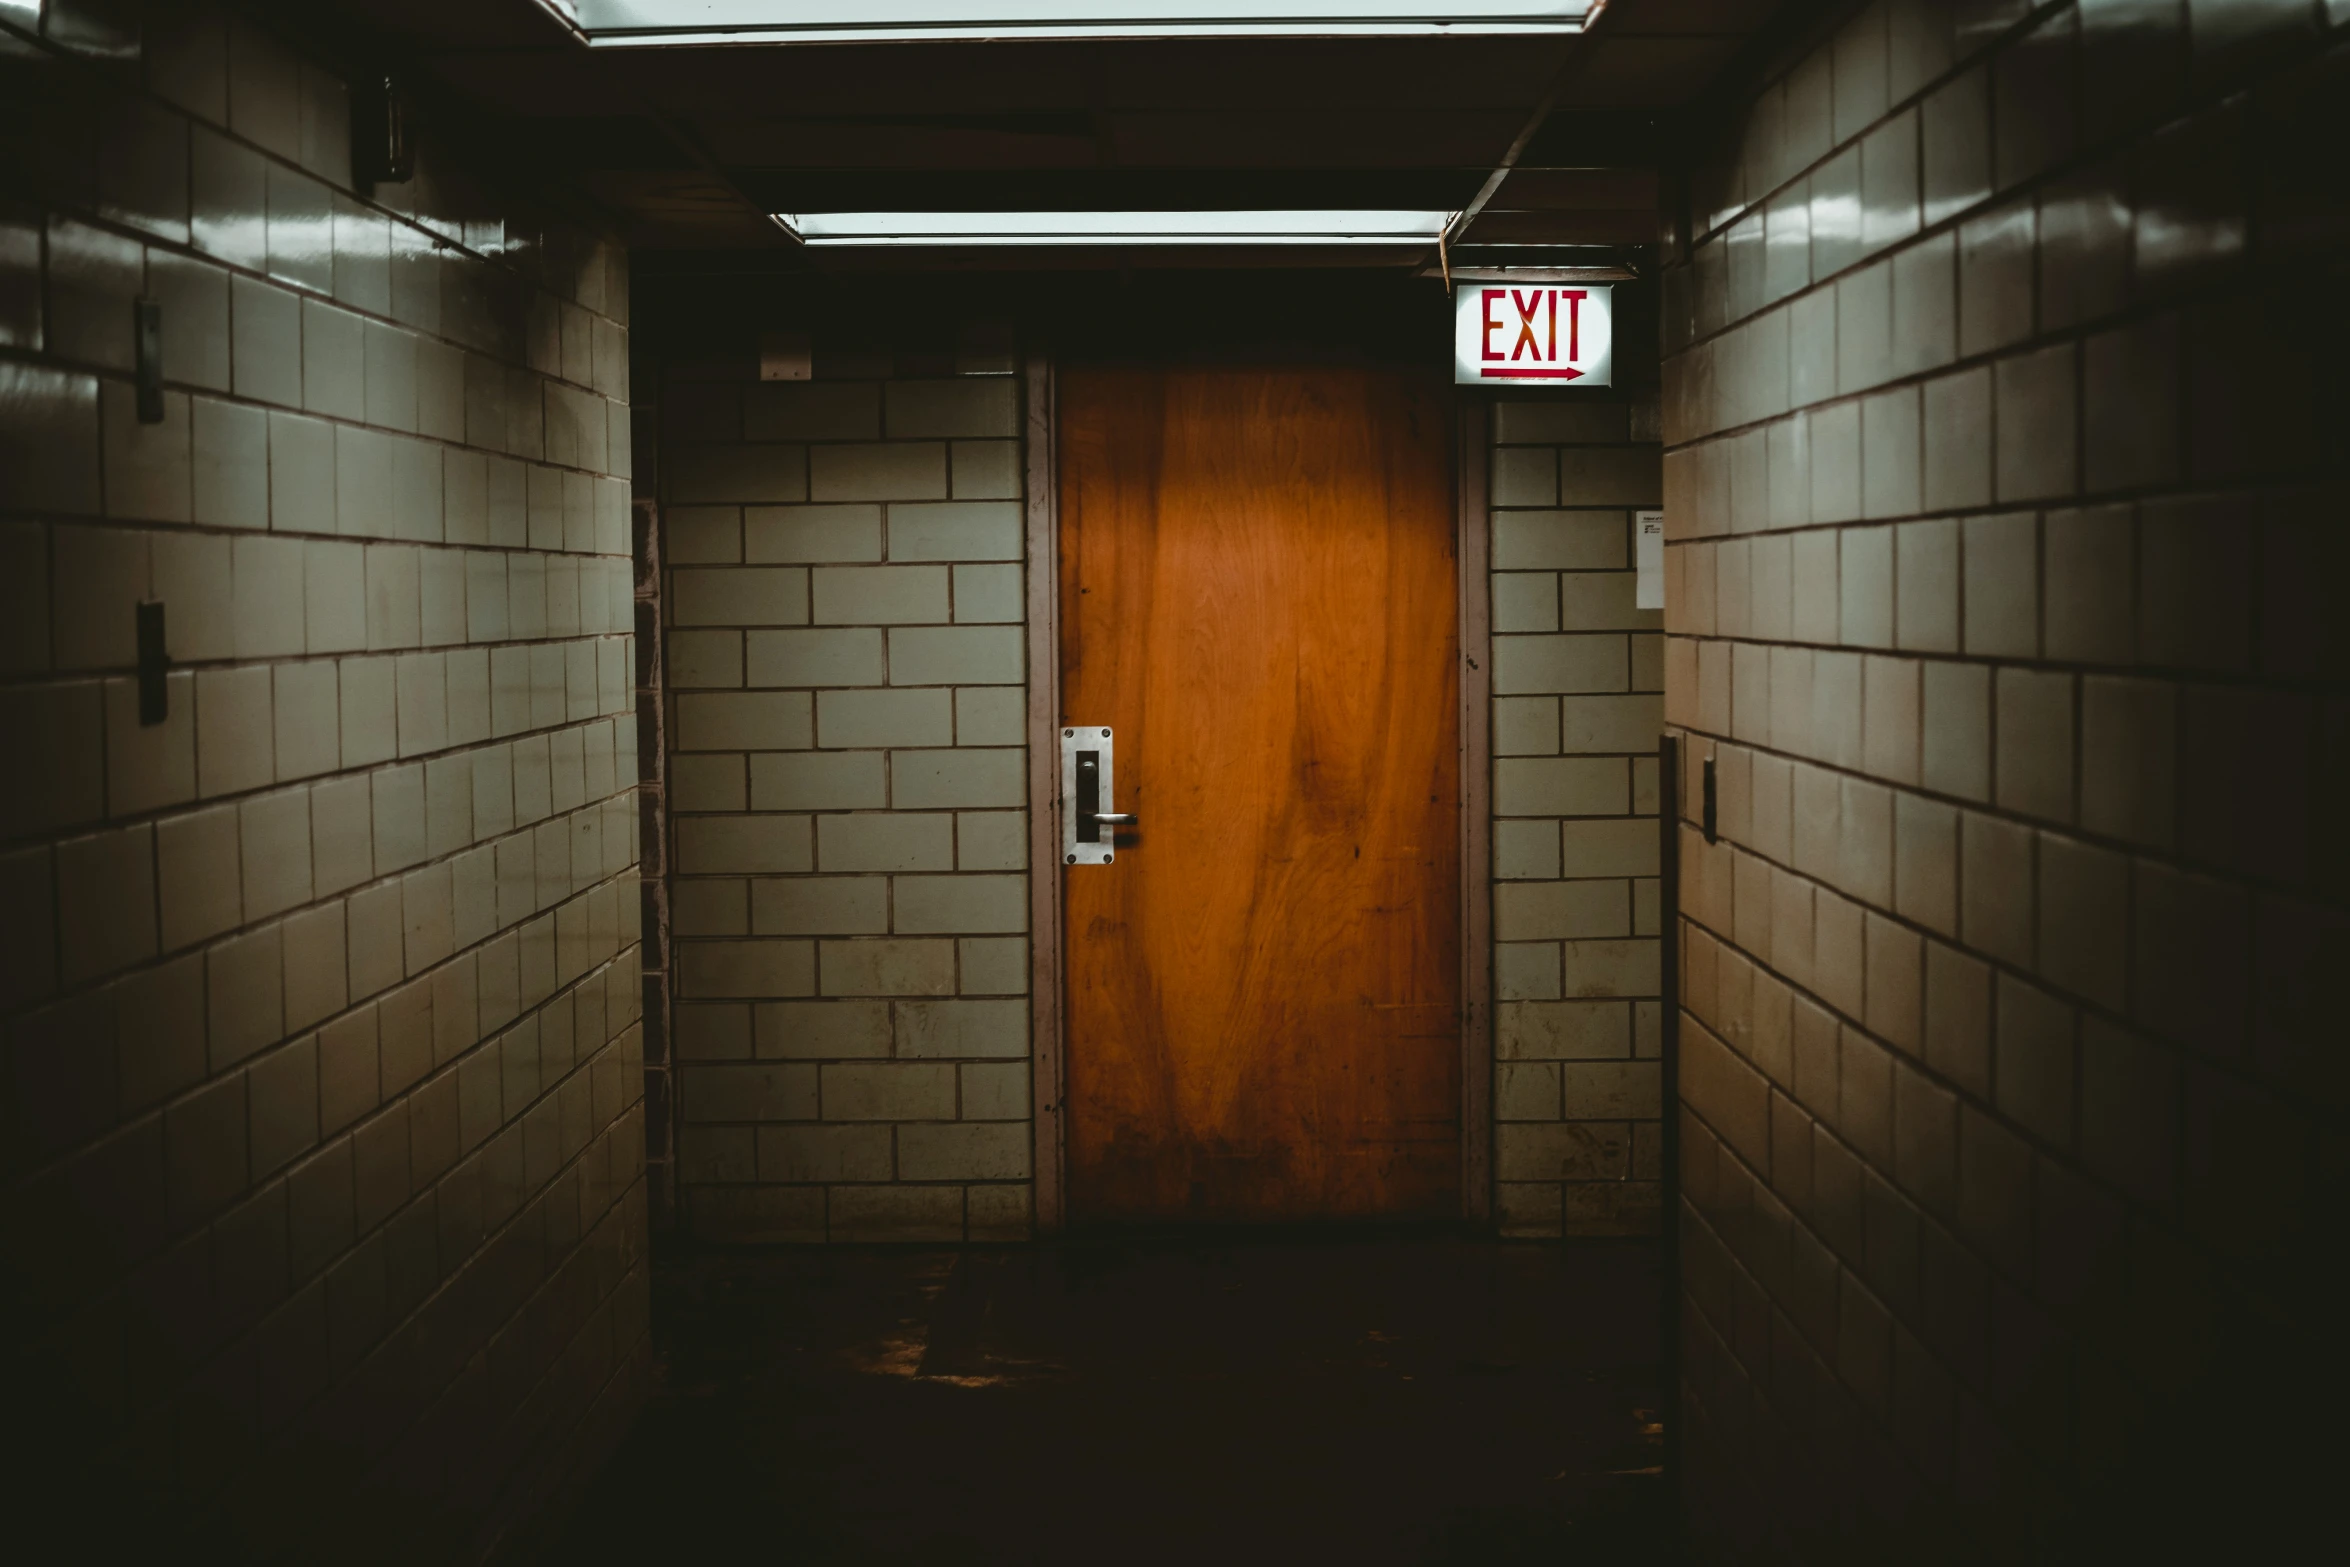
[1635,510,1664,610]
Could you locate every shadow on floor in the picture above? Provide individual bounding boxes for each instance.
[546,1231,1668,1565]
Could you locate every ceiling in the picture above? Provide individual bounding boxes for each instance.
[296,0,1795,266]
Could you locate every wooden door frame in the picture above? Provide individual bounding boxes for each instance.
[1454,393,1494,1227]
[1022,355,1494,1234]
[1023,350,1071,1233]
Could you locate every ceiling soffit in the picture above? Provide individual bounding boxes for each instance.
[314,0,1793,257]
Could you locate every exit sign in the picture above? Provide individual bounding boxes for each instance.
[1454,283,1613,387]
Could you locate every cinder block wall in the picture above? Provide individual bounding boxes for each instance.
[640,296,1034,1244]
[1488,394,1668,1237]
[0,5,647,1555]
[1659,0,2345,1555]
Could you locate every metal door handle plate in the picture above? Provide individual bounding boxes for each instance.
[1061,725,1123,866]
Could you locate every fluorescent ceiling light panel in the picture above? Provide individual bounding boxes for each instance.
[779,209,1452,245]
[542,2,1590,46]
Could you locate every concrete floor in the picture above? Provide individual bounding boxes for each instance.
[547,1233,1666,1565]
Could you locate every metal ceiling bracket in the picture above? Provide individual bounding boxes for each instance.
[1441,0,1629,252]
[1417,264,1637,283]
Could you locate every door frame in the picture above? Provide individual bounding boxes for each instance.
[1021,353,1493,1233]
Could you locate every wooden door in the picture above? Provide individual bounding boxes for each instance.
[1059,365,1461,1222]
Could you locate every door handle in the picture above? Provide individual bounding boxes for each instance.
[1061,726,1124,865]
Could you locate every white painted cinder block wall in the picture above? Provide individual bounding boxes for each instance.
[644,302,1668,1241]
[0,5,647,1554]
[1659,0,2346,1553]
[645,320,1037,1243]
[1488,394,1669,1238]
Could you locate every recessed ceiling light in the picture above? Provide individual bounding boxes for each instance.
[775,210,1454,245]
[533,3,1591,47]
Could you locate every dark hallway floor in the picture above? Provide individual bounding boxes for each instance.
[545,1234,1667,1565]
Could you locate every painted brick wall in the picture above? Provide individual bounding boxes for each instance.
[648,307,1678,1245]
[641,304,1035,1244]
[0,4,647,1554]
[1657,0,2346,1555]
[1489,395,1669,1238]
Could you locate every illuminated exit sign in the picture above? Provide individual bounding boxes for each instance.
[1454,283,1613,386]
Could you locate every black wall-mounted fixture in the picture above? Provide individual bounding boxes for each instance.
[136,602,168,725]
[134,297,162,423]
[1701,754,1717,845]
[351,70,415,188]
